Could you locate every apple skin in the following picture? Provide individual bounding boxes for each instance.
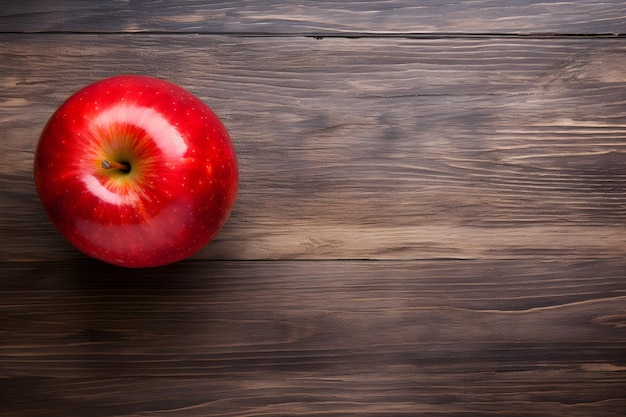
[34,75,238,268]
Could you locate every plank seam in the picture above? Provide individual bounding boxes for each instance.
[1,31,625,39]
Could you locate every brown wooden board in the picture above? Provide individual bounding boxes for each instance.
[1,259,625,416]
[1,3,625,416]
[1,0,625,35]
[1,35,625,261]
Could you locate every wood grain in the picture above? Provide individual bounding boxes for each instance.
[1,2,625,416]
[1,259,625,416]
[1,34,625,261]
[1,0,626,35]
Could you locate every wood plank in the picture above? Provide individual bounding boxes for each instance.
[1,0,626,35]
[1,34,626,261]
[1,259,625,416]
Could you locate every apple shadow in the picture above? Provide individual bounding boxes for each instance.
[7,258,244,379]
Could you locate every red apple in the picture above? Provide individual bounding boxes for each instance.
[34,75,238,267]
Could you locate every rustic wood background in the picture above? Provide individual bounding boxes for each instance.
[1,1,625,416]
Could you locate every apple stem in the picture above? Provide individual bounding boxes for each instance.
[102,160,130,172]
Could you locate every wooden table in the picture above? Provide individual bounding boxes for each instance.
[1,2,625,415]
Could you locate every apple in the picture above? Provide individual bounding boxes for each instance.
[34,75,238,267]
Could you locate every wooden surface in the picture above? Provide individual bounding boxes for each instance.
[2,0,626,35]
[1,1,625,416]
